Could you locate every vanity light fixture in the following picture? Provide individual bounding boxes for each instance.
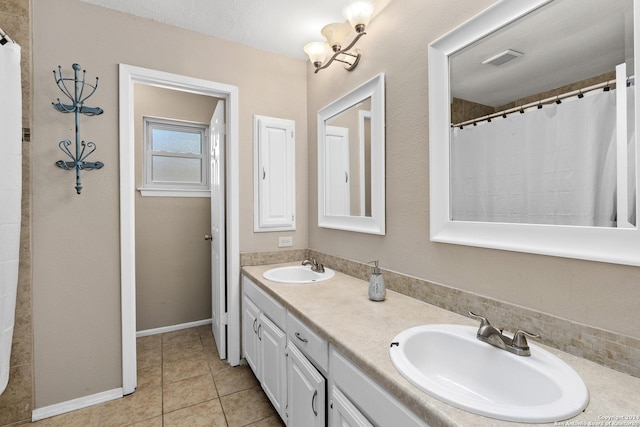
[304,0,375,73]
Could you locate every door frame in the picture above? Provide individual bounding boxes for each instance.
[118,64,240,394]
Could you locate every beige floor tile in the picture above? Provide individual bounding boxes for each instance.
[245,415,286,427]
[212,365,260,397]
[137,346,162,370]
[163,339,205,363]
[100,387,162,427]
[124,415,163,427]
[164,357,212,384]
[162,328,201,348]
[208,353,229,374]
[220,386,280,427]
[137,364,162,390]
[163,373,218,413]
[137,335,161,353]
[163,399,227,427]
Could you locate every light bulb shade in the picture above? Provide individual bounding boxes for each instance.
[321,22,352,51]
[304,41,330,65]
[342,0,375,31]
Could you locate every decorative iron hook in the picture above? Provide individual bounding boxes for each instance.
[52,63,104,194]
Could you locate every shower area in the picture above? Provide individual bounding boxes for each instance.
[448,0,637,230]
[0,27,22,397]
[0,1,34,424]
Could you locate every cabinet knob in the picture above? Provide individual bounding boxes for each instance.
[204,234,213,241]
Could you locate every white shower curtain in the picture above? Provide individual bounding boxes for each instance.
[451,88,626,227]
[0,41,22,396]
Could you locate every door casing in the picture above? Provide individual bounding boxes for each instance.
[118,64,240,394]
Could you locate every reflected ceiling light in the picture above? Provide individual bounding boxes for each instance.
[304,0,375,73]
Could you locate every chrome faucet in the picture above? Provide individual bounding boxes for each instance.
[468,311,539,357]
[302,259,325,273]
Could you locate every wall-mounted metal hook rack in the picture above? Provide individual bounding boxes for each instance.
[52,63,104,194]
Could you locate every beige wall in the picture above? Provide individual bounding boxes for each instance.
[32,0,308,408]
[307,0,640,339]
[134,85,217,331]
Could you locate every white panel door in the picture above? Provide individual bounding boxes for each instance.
[253,115,296,231]
[259,314,288,421]
[325,125,351,216]
[210,100,227,359]
[330,387,373,427]
[241,294,260,377]
[287,343,326,427]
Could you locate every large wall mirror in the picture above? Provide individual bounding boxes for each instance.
[318,73,385,234]
[429,0,640,265]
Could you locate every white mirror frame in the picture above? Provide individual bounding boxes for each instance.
[318,73,386,235]
[429,0,640,266]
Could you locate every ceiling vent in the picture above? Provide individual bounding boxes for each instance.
[482,49,523,66]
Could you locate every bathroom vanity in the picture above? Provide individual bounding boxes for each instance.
[242,263,640,426]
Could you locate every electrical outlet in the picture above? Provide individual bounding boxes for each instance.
[278,236,293,247]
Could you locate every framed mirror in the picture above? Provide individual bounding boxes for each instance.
[429,0,640,265]
[318,73,385,234]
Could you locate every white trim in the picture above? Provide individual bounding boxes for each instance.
[428,0,640,266]
[32,388,123,421]
[119,64,241,396]
[138,188,212,198]
[136,318,212,338]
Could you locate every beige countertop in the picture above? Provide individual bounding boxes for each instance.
[242,262,640,427]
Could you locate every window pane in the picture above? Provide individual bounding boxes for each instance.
[152,156,202,183]
[152,128,202,154]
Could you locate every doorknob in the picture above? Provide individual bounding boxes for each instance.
[204,234,213,241]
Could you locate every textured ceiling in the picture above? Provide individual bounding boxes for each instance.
[78,0,359,60]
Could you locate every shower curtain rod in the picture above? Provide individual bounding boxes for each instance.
[453,76,636,128]
[0,27,15,45]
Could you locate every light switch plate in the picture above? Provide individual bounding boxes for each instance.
[278,236,293,247]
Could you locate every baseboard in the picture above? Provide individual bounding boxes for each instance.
[32,388,122,421]
[136,318,212,338]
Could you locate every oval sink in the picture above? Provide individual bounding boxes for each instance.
[390,324,588,423]
[263,265,335,284]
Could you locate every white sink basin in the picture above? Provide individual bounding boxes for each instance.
[263,265,335,284]
[390,324,589,423]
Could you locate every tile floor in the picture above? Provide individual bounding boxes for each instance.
[31,325,285,426]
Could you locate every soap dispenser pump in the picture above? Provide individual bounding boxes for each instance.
[368,260,386,301]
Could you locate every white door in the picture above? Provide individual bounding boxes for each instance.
[287,343,326,427]
[325,125,351,216]
[210,100,227,359]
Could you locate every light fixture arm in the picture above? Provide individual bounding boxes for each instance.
[314,31,366,73]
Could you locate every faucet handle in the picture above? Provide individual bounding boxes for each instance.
[512,330,540,349]
[468,311,491,328]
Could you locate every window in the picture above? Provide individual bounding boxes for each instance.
[141,117,210,197]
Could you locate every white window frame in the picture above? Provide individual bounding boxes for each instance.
[139,116,211,197]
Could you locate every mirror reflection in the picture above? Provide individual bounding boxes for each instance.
[317,73,385,235]
[324,98,372,217]
[449,0,636,228]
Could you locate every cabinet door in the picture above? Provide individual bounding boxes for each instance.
[330,386,373,427]
[287,343,326,427]
[242,295,260,378]
[253,115,296,232]
[259,313,288,421]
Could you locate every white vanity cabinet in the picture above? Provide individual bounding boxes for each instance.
[242,276,288,422]
[329,347,429,427]
[242,273,428,427]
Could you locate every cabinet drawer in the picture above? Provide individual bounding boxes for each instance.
[242,275,286,329]
[287,312,328,373]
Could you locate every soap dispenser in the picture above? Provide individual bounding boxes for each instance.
[368,260,386,301]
